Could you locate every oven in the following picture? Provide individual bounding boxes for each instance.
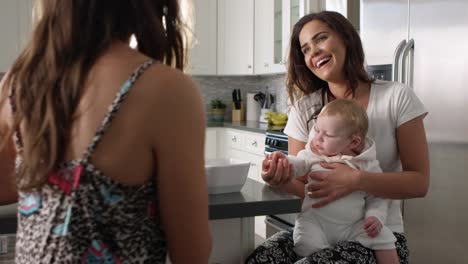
[264,130,298,237]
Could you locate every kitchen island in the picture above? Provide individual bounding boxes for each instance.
[209,178,301,220]
[208,178,301,264]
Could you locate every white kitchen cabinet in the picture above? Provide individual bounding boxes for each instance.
[229,0,315,75]
[254,0,282,75]
[254,0,310,75]
[209,218,254,264]
[219,128,265,183]
[230,149,264,183]
[187,0,217,75]
[205,128,218,159]
[217,0,254,75]
[190,0,321,76]
[222,129,265,156]
[0,0,33,73]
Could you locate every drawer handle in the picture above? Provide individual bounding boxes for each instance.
[251,141,258,147]
[231,136,237,142]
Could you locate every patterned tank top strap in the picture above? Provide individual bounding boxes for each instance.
[81,59,155,162]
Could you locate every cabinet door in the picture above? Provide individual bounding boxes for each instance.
[254,0,286,74]
[250,154,265,184]
[209,218,254,264]
[230,150,264,183]
[0,1,20,72]
[243,131,265,156]
[0,0,33,72]
[219,129,241,159]
[205,128,217,159]
[254,0,311,75]
[18,0,33,50]
[187,0,217,75]
[217,0,254,75]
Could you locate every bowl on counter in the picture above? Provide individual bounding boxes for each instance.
[205,158,250,194]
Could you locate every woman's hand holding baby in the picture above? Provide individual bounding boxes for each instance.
[307,162,361,208]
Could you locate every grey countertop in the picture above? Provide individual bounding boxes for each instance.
[0,204,16,234]
[209,178,301,220]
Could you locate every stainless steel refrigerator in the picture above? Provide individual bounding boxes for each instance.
[361,0,468,263]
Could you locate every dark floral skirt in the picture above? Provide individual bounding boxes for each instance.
[246,230,409,264]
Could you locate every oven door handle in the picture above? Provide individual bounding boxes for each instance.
[265,216,293,232]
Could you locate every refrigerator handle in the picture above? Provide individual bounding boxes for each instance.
[399,39,415,86]
[406,40,415,88]
[392,39,407,82]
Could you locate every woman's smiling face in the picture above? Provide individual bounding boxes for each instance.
[299,20,346,83]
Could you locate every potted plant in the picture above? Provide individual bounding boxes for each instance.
[210,98,226,122]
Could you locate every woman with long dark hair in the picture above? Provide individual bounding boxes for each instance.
[247,11,429,263]
[0,0,211,263]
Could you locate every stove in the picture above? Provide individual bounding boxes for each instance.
[264,130,288,155]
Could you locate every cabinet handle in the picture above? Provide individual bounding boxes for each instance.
[264,63,269,67]
[247,65,252,69]
[231,136,237,142]
[251,140,258,147]
[279,60,285,65]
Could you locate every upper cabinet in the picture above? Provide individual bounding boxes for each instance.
[186,0,217,75]
[188,0,328,76]
[217,0,254,75]
[217,0,310,75]
[0,0,33,73]
[255,0,307,75]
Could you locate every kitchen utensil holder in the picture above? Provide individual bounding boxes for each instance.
[232,102,245,122]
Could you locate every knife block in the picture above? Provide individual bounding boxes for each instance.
[232,102,245,122]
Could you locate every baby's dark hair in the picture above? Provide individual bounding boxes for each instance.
[319,99,368,139]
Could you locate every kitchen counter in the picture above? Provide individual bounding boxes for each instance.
[208,179,300,263]
[209,178,301,220]
[207,120,270,133]
[0,204,16,234]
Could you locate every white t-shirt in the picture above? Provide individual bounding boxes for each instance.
[284,80,428,233]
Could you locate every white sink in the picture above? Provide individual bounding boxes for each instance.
[205,158,250,194]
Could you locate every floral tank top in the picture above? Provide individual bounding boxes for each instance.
[12,60,168,263]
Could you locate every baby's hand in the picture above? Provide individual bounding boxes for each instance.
[271,151,287,161]
[364,216,382,238]
[261,151,292,185]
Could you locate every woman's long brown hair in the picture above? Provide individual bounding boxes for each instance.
[286,11,372,108]
[0,0,187,191]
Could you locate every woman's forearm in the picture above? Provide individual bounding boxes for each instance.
[357,170,429,199]
[278,178,306,198]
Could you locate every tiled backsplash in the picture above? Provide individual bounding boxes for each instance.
[193,74,289,120]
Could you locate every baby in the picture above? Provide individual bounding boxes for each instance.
[271,99,399,264]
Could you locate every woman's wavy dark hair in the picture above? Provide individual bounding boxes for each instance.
[0,0,188,191]
[286,11,372,119]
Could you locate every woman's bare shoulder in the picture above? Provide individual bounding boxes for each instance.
[134,63,203,121]
[139,63,199,99]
